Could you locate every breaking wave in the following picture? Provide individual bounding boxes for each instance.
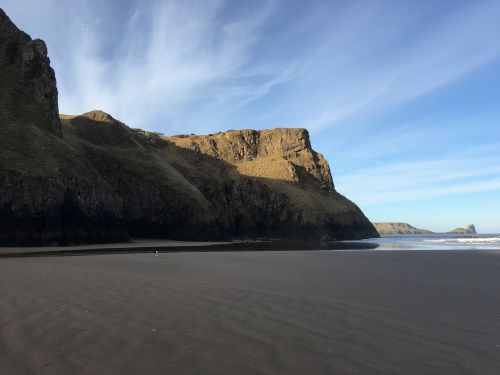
[424,237,500,244]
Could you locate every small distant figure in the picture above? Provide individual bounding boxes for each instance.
[154,250,159,257]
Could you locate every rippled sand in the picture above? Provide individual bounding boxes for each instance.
[1,250,499,374]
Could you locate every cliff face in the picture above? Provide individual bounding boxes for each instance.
[57,112,378,242]
[0,9,61,136]
[0,9,378,245]
[0,11,127,245]
[168,129,334,192]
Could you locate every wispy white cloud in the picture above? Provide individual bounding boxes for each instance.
[358,177,500,206]
[298,0,500,131]
[57,0,287,130]
[5,0,499,134]
[3,0,290,130]
[336,152,500,205]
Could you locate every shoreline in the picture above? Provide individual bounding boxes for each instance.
[2,238,500,258]
[0,238,230,256]
[0,239,380,258]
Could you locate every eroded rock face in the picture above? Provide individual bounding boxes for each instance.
[0,9,61,136]
[169,129,334,191]
[60,117,378,242]
[0,10,127,245]
[0,8,379,245]
[0,172,128,245]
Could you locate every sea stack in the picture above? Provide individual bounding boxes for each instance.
[448,224,477,235]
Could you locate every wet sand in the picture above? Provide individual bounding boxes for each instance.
[0,239,377,257]
[1,250,499,374]
[0,238,233,256]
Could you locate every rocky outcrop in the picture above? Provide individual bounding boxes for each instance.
[59,112,378,242]
[168,129,334,192]
[0,9,61,136]
[0,11,127,245]
[0,9,378,245]
[448,224,477,235]
[374,223,433,235]
[374,222,478,235]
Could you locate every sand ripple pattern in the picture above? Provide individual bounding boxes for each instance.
[1,250,500,374]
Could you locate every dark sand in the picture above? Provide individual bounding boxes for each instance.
[0,239,234,256]
[1,250,499,374]
[0,239,377,257]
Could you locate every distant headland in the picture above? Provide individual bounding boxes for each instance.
[374,222,477,235]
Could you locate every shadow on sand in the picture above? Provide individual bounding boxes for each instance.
[0,240,380,258]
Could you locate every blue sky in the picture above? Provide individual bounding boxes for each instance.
[3,0,500,232]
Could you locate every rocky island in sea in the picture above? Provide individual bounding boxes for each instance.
[447,224,477,235]
[373,222,433,235]
[0,9,378,246]
[373,222,478,235]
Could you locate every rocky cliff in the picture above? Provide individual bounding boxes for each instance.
[169,129,334,191]
[448,225,477,235]
[0,9,61,136]
[373,223,433,235]
[0,9,378,245]
[0,10,128,245]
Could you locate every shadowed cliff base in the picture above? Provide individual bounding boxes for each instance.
[0,9,378,246]
[0,239,380,258]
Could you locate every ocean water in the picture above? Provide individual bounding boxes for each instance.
[356,234,500,250]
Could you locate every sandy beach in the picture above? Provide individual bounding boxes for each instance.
[0,239,233,256]
[1,249,500,374]
[0,239,378,257]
